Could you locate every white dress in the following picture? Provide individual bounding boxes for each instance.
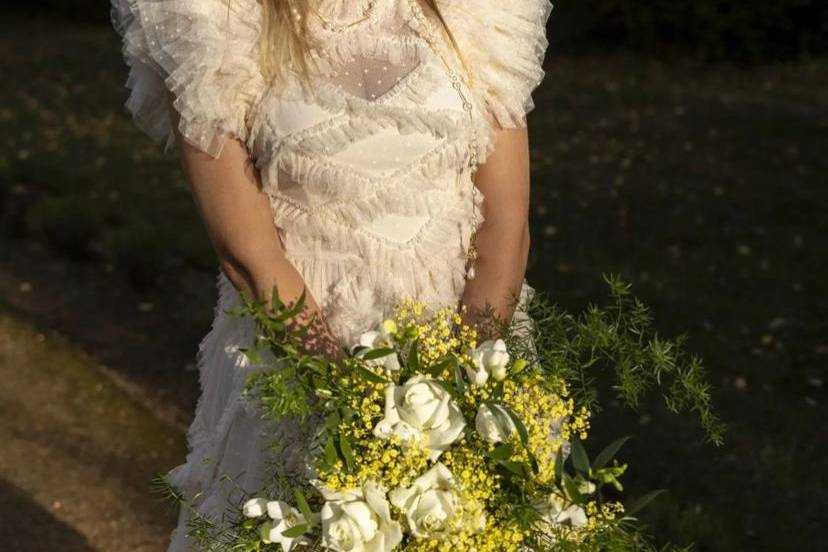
[110,0,552,549]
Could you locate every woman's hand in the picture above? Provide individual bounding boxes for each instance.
[170,104,343,362]
[460,122,532,330]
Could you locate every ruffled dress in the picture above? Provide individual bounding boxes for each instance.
[110,0,552,549]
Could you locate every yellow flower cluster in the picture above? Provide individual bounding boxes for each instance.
[391,299,478,366]
[503,374,592,485]
[585,500,625,530]
[320,436,431,493]
[440,443,500,506]
[404,520,527,552]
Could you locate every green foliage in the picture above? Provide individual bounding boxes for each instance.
[157,275,721,551]
[509,273,725,445]
[25,195,103,257]
[107,221,172,287]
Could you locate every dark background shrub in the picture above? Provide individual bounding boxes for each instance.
[6,0,828,61]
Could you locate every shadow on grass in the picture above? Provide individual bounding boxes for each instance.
[0,478,96,552]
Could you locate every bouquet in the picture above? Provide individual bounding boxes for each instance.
[159,274,723,551]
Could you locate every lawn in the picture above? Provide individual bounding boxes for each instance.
[0,12,826,551]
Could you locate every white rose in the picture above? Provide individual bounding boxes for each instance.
[319,481,402,552]
[373,376,466,461]
[351,320,400,371]
[242,497,268,518]
[475,403,517,443]
[258,501,307,551]
[464,361,489,386]
[389,463,470,537]
[466,339,511,385]
[534,493,588,529]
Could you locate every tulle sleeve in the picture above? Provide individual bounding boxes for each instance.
[110,0,267,158]
[438,0,553,129]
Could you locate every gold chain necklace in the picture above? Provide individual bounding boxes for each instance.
[404,0,481,280]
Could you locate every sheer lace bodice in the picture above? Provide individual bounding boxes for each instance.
[110,1,552,549]
[251,0,490,345]
[112,0,552,343]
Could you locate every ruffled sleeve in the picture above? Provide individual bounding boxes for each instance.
[438,0,553,129]
[110,0,267,158]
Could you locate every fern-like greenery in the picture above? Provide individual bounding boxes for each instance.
[499,273,724,445]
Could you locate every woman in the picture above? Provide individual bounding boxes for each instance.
[111,0,552,549]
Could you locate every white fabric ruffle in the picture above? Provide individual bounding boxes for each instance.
[110,0,267,157]
[438,0,554,129]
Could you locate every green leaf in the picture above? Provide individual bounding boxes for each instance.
[554,447,564,485]
[280,524,309,538]
[563,474,584,504]
[499,460,530,478]
[571,438,590,475]
[453,361,467,396]
[323,438,337,468]
[527,450,540,475]
[487,443,514,462]
[339,435,355,472]
[428,356,453,376]
[407,339,420,371]
[625,489,666,516]
[293,489,314,528]
[362,347,396,361]
[269,284,283,312]
[325,412,342,432]
[500,404,529,448]
[354,365,390,384]
[592,435,632,471]
[274,287,307,322]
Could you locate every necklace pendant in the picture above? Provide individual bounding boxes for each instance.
[465,243,478,280]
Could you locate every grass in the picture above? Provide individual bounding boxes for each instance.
[0,11,826,552]
[0,310,185,551]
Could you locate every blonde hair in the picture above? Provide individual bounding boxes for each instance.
[259,0,459,82]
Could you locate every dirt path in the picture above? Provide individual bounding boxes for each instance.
[0,312,186,551]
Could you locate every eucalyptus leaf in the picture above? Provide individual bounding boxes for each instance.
[593,435,632,471]
[571,438,590,474]
[324,438,337,468]
[453,361,467,396]
[407,338,420,371]
[500,404,529,448]
[339,435,355,472]
[294,489,314,527]
[625,489,666,516]
[488,443,514,462]
[362,347,396,361]
[563,474,584,504]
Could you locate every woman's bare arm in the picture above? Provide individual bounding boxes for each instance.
[460,123,532,334]
[170,110,343,360]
